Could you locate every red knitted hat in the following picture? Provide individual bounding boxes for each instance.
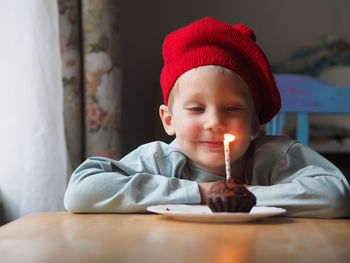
[160,17,281,124]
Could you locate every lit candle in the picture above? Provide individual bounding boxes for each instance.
[224,133,235,181]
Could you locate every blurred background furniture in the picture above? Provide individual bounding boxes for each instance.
[266,73,350,146]
[266,73,350,180]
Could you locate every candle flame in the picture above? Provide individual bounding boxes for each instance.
[224,134,235,142]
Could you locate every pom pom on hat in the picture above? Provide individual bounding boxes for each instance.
[234,23,256,42]
[160,17,281,124]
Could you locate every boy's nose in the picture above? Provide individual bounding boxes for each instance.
[203,110,225,132]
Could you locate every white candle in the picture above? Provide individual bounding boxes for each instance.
[224,134,235,180]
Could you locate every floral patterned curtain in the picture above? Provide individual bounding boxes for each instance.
[58,0,122,170]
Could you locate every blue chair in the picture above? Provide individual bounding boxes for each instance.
[266,73,350,146]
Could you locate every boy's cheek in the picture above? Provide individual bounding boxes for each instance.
[229,119,251,134]
[179,118,200,130]
[171,117,196,136]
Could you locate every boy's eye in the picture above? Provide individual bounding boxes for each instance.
[186,107,204,112]
[225,106,241,111]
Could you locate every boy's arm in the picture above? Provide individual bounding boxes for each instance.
[248,142,350,218]
[64,143,201,213]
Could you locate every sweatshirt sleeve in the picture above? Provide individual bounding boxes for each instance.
[248,139,350,218]
[64,142,201,213]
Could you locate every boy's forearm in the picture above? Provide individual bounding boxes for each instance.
[64,157,204,213]
[249,177,350,218]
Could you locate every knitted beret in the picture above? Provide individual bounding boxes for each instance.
[160,17,281,124]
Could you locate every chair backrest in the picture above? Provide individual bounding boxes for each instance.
[266,73,350,145]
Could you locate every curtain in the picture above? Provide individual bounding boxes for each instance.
[0,0,67,223]
[59,0,122,170]
[0,0,122,224]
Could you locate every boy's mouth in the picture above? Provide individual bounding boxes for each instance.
[199,141,224,148]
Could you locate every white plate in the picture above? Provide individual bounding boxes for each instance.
[147,204,286,223]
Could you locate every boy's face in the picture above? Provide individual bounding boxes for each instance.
[160,67,259,176]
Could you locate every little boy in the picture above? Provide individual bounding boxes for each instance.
[64,17,350,218]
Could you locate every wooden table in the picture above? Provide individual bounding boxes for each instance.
[0,212,349,263]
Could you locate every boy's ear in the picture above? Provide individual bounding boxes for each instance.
[159,104,176,136]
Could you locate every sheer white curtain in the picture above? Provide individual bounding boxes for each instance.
[0,1,68,223]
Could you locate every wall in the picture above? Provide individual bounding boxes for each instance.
[120,0,350,155]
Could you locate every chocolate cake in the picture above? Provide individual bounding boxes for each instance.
[206,179,256,213]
